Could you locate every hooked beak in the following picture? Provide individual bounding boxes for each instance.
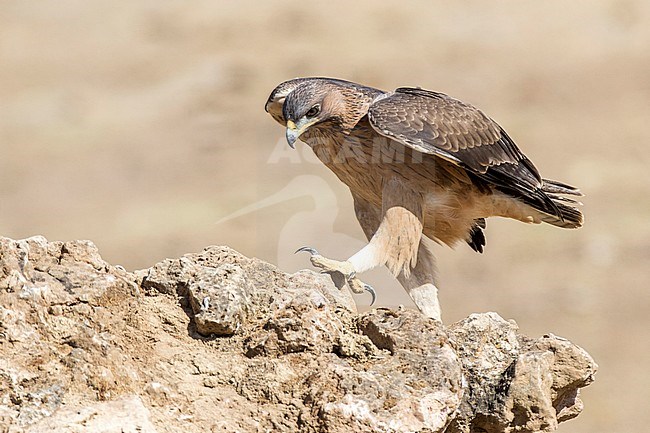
[285,118,317,149]
[286,120,299,149]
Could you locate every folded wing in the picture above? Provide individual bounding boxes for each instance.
[368,87,582,227]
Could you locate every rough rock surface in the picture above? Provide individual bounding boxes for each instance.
[0,236,597,433]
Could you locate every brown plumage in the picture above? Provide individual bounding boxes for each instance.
[265,77,583,320]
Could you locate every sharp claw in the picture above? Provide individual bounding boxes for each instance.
[363,284,377,306]
[295,246,319,256]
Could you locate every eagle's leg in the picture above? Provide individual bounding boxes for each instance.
[348,179,443,320]
[395,238,441,321]
[350,179,441,320]
[295,247,376,302]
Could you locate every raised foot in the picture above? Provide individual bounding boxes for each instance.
[295,247,376,305]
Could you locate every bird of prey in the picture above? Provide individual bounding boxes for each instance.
[265,77,583,321]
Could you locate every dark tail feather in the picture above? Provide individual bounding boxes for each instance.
[542,179,583,197]
[493,178,584,229]
[537,179,584,228]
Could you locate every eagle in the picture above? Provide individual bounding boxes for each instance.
[265,77,583,321]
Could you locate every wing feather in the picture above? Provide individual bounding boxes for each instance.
[368,87,563,218]
[369,88,527,172]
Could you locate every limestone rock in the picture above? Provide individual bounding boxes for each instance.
[24,395,157,433]
[0,236,597,433]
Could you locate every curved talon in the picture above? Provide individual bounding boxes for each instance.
[294,247,373,304]
[363,284,377,306]
[295,246,319,255]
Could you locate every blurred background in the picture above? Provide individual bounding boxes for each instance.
[1,1,649,431]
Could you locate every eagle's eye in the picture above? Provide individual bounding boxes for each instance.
[305,105,320,118]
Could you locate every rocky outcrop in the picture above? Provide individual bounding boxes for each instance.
[0,236,597,432]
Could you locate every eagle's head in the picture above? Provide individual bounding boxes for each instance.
[265,77,380,148]
[281,81,332,148]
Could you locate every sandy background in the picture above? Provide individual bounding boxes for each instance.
[1,1,649,431]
